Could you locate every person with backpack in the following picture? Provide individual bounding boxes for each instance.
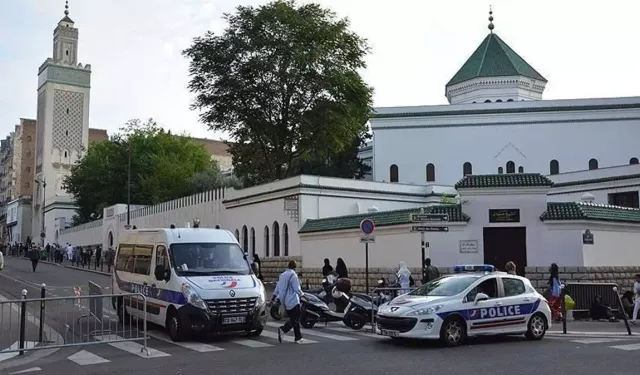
[421,258,440,284]
[274,260,304,344]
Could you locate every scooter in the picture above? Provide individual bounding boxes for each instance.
[300,287,351,329]
[342,278,395,330]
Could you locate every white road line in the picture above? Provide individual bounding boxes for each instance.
[67,350,110,366]
[229,339,273,348]
[571,338,625,344]
[146,331,224,352]
[265,322,357,341]
[9,367,42,374]
[610,343,640,351]
[323,326,384,338]
[94,335,170,358]
[259,330,317,344]
[0,342,39,363]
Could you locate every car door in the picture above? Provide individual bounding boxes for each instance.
[463,276,504,335]
[148,244,171,325]
[497,276,533,333]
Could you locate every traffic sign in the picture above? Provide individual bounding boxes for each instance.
[360,235,376,243]
[360,219,375,235]
[410,213,449,222]
[411,226,449,232]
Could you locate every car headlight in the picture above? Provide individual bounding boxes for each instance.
[256,284,266,306]
[181,283,208,310]
[407,305,443,316]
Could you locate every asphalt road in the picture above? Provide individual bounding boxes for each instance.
[2,259,640,374]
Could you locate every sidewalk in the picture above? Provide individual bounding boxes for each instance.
[8,255,111,276]
[548,320,639,336]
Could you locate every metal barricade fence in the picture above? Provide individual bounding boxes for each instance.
[368,287,408,333]
[0,286,149,356]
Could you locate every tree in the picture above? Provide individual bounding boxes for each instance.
[184,0,373,187]
[63,119,226,225]
[299,131,371,179]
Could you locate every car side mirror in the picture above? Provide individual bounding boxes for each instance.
[474,292,489,304]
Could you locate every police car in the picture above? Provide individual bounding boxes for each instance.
[376,265,551,346]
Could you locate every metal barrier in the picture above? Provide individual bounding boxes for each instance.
[0,283,149,356]
[367,287,409,333]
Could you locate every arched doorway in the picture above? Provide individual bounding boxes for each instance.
[108,231,114,249]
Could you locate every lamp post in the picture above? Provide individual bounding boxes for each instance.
[35,178,46,246]
[127,140,131,227]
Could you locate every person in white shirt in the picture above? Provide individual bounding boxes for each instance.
[0,249,5,271]
[632,274,640,323]
[274,260,304,343]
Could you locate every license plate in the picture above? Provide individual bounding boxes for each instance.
[380,329,400,337]
[222,316,246,324]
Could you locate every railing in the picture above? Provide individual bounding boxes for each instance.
[0,283,149,357]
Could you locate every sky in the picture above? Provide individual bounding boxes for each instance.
[1,0,639,140]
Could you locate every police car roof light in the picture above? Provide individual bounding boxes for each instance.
[453,264,495,273]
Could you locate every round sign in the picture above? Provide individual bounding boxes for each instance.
[360,219,375,235]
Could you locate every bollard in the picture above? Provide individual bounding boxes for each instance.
[613,286,632,335]
[39,283,46,342]
[560,284,567,334]
[19,289,27,355]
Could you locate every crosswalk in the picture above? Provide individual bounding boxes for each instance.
[60,322,382,367]
[561,336,640,351]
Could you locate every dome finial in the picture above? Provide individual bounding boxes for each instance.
[488,5,494,33]
[64,1,69,16]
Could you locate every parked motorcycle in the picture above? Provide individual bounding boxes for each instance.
[300,289,350,328]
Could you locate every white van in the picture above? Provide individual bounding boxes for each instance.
[112,227,267,341]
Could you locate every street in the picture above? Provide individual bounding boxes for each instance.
[1,258,640,375]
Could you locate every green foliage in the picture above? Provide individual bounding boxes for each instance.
[64,119,227,225]
[184,0,373,187]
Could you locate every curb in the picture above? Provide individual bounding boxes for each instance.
[0,294,65,371]
[63,265,111,277]
[547,331,638,337]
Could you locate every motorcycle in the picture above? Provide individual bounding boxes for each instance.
[270,273,340,321]
[299,289,350,328]
[342,278,395,330]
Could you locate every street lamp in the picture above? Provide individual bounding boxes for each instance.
[34,178,46,246]
[127,140,131,227]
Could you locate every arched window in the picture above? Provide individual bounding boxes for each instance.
[242,226,248,252]
[518,166,524,173]
[498,167,504,174]
[496,99,503,103]
[283,224,289,256]
[234,229,239,240]
[484,100,491,103]
[589,158,599,170]
[506,161,515,174]
[550,159,559,175]
[507,99,514,102]
[263,226,270,257]
[426,163,435,182]
[389,164,399,182]
[108,232,114,248]
[463,162,472,176]
[630,157,639,165]
[272,222,280,256]
[250,227,256,255]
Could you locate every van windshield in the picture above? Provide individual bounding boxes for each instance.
[169,243,250,276]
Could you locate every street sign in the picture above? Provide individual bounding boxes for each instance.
[411,226,449,232]
[410,213,449,222]
[360,219,375,235]
[360,235,376,243]
[40,232,45,238]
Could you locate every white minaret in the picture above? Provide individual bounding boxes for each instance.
[32,1,91,245]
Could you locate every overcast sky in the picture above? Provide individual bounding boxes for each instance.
[1,0,638,140]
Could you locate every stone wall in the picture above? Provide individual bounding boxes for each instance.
[524,266,640,291]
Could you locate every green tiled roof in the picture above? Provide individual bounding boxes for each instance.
[299,205,470,234]
[447,33,547,87]
[540,202,640,224]
[455,173,554,189]
[552,174,640,188]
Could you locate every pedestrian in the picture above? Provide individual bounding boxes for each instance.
[0,248,4,271]
[275,260,304,344]
[421,258,440,284]
[66,243,73,262]
[45,243,51,261]
[548,263,562,322]
[105,247,115,272]
[336,258,348,279]
[95,246,102,269]
[29,246,40,272]
[253,254,263,281]
[322,258,333,276]
[632,274,640,324]
[505,261,517,275]
[397,261,413,294]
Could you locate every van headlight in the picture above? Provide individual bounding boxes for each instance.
[408,305,443,316]
[256,284,266,306]
[182,283,207,310]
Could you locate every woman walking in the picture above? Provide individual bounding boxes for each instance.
[275,260,304,344]
[336,258,348,279]
[29,246,40,272]
[548,263,562,322]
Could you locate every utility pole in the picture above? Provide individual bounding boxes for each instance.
[127,140,131,227]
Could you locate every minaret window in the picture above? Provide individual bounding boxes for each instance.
[389,164,399,182]
[550,159,559,175]
[630,157,639,165]
[518,166,524,173]
[506,161,515,174]
[463,162,472,176]
[426,164,435,182]
[496,99,503,103]
[484,100,491,103]
[498,167,504,174]
[589,158,599,170]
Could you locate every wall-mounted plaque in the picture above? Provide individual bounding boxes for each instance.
[459,240,479,253]
[582,229,594,245]
[489,209,520,223]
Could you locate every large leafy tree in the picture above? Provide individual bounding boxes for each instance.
[183,0,373,187]
[63,119,225,225]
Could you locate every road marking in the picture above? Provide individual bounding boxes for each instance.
[229,339,273,348]
[571,338,625,344]
[94,335,170,358]
[67,350,110,365]
[146,331,224,352]
[0,342,39,362]
[265,322,357,341]
[259,330,317,344]
[9,367,42,374]
[547,331,638,337]
[323,326,383,338]
[610,343,640,351]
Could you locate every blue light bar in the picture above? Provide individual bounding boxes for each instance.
[454,264,495,273]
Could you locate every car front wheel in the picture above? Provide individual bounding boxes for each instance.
[525,313,547,340]
[440,316,466,347]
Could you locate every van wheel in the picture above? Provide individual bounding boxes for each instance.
[247,328,263,337]
[117,298,131,325]
[167,309,187,342]
[525,313,547,340]
[440,316,466,347]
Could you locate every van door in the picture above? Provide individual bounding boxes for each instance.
[126,244,154,319]
[148,244,171,326]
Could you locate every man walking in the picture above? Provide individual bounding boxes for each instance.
[29,246,40,272]
[275,260,304,343]
[421,258,440,284]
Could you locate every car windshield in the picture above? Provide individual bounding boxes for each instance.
[408,275,480,297]
[169,242,250,276]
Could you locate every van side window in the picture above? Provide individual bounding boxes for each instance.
[115,244,135,273]
[133,245,154,275]
[155,245,169,269]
